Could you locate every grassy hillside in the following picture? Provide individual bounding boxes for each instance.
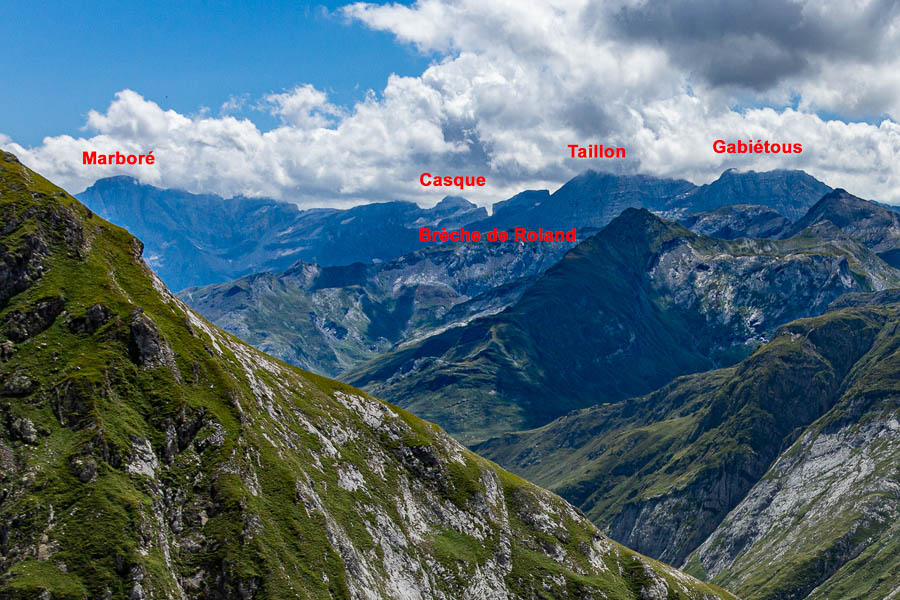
[0,151,734,599]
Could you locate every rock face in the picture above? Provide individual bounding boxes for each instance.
[472,168,829,237]
[686,385,900,600]
[680,168,832,220]
[475,303,900,600]
[470,172,696,235]
[76,177,487,291]
[179,239,573,377]
[677,204,791,239]
[345,208,900,443]
[0,153,734,599]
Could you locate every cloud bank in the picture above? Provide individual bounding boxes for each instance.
[4,0,900,206]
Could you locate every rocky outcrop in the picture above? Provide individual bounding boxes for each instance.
[129,308,171,366]
[2,371,35,396]
[3,295,65,342]
[677,204,791,239]
[67,302,113,334]
[0,235,47,310]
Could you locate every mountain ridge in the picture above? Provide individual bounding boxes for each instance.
[344,204,900,442]
[76,176,486,291]
[77,168,834,293]
[177,239,572,377]
[0,151,735,599]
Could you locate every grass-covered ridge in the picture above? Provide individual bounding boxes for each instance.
[0,151,734,599]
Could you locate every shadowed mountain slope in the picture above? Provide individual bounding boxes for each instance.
[787,188,900,268]
[345,209,900,443]
[681,168,831,220]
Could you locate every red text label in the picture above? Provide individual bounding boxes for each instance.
[420,173,486,190]
[713,140,802,154]
[83,151,155,165]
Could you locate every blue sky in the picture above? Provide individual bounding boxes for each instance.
[2,1,428,146]
[4,1,900,206]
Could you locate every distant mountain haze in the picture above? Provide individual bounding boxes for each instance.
[76,176,486,290]
[76,169,831,292]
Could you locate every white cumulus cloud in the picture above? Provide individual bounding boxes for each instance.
[4,0,900,206]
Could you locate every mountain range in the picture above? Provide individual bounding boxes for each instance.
[179,240,572,376]
[21,159,900,599]
[77,168,835,389]
[0,151,736,598]
[344,193,900,443]
[76,168,832,293]
[76,176,486,291]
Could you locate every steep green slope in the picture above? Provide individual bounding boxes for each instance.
[346,208,900,443]
[0,152,734,599]
[684,296,900,599]
[475,304,900,598]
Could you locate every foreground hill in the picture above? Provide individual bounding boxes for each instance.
[475,302,900,599]
[0,153,734,598]
[345,208,900,442]
[77,176,486,290]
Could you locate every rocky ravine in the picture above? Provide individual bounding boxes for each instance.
[475,302,900,600]
[0,153,735,598]
[683,293,900,600]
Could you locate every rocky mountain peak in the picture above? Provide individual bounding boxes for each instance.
[434,195,475,209]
